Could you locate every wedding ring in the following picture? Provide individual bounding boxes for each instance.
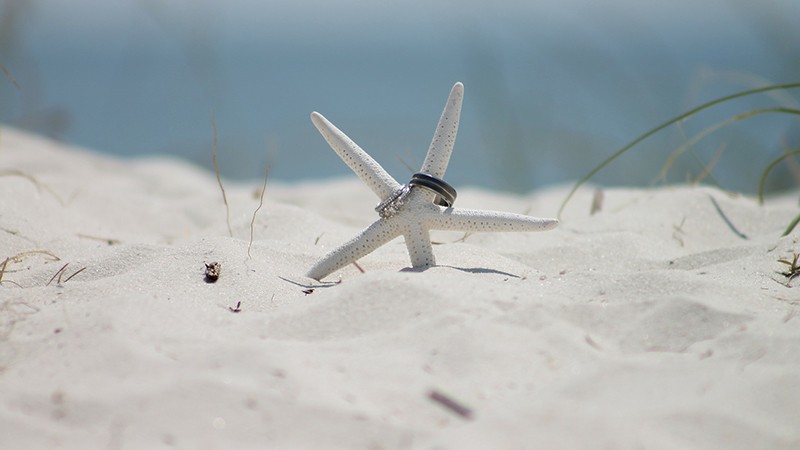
[375,184,411,218]
[409,172,457,207]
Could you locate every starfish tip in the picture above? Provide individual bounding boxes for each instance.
[310,111,331,132]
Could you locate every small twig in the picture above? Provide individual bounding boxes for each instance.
[456,232,472,243]
[396,155,417,175]
[0,257,8,284]
[708,195,747,240]
[432,232,472,245]
[47,263,70,286]
[590,189,604,215]
[45,263,86,285]
[428,390,473,420]
[584,335,603,351]
[0,62,20,90]
[228,301,242,313]
[0,279,22,288]
[62,267,86,283]
[77,233,121,245]
[248,165,269,259]
[211,112,233,238]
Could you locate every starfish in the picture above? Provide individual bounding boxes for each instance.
[306,82,558,281]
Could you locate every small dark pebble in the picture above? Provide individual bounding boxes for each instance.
[205,262,221,283]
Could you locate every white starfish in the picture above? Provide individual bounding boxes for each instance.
[307,82,558,281]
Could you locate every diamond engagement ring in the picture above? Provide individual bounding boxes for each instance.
[375,184,412,218]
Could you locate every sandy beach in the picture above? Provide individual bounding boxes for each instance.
[1,126,799,449]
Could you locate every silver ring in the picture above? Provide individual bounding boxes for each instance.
[375,184,411,218]
[408,172,457,207]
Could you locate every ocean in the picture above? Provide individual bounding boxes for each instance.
[1,0,798,193]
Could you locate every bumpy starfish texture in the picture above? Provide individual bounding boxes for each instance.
[307,82,558,280]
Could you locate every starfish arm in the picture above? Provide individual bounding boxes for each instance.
[311,112,401,200]
[306,218,403,280]
[427,208,559,233]
[420,82,464,179]
[404,223,436,268]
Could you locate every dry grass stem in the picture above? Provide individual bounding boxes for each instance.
[46,263,86,286]
[248,165,269,259]
[211,113,233,238]
[0,258,9,285]
[0,62,20,90]
[77,233,122,245]
[47,263,70,286]
[62,267,86,283]
[672,217,687,247]
[0,169,65,205]
[1,250,61,284]
[693,144,726,185]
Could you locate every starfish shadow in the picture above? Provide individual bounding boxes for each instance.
[399,265,521,278]
[438,265,522,278]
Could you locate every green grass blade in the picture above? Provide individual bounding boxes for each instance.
[658,108,800,183]
[557,82,800,218]
[708,194,748,239]
[783,213,800,237]
[758,149,800,205]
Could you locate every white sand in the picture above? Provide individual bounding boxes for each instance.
[1,126,799,449]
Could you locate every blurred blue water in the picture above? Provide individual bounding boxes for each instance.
[1,0,798,193]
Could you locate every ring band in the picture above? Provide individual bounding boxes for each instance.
[409,172,457,207]
[376,173,458,217]
[375,184,411,218]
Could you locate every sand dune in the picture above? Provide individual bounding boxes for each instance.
[1,127,799,449]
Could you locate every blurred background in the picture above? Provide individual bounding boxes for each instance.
[1,0,798,193]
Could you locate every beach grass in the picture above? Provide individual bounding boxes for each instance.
[558,83,800,219]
